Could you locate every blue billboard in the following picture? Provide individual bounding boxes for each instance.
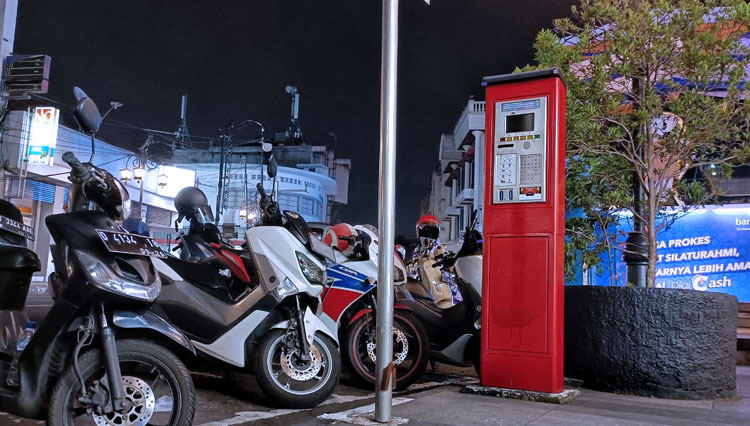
[588,204,750,302]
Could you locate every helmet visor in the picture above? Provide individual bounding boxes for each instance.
[195,205,214,223]
[417,224,440,240]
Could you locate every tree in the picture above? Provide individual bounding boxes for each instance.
[532,0,750,287]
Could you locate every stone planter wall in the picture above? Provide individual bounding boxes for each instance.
[565,286,737,399]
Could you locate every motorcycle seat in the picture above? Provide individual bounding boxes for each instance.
[0,244,41,271]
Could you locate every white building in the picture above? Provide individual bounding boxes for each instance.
[173,143,350,238]
[422,98,486,245]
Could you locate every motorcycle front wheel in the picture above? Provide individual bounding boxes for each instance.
[344,310,429,391]
[253,329,340,408]
[48,339,195,426]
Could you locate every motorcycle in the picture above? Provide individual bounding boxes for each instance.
[0,89,195,424]
[151,150,341,408]
[401,211,483,373]
[320,224,430,390]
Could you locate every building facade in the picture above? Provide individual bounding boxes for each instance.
[422,98,486,246]
[0,108,191,280]
[173,143,350,235]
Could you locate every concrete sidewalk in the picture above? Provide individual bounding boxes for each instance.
[386,366,750,426]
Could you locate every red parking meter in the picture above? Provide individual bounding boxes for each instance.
[480,68,565,393]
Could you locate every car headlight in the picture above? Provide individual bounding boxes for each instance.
[296,251,325,285]
[275,277,299,299]
[75,250,161,302]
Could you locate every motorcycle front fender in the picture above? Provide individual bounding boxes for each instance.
[271,306,339,347]
[112,309,196,355]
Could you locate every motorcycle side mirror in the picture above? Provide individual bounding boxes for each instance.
[267,155,278,179]
[73,91,102,134]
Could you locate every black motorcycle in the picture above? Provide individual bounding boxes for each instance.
[400,212,483,373]
[0,90,195,425]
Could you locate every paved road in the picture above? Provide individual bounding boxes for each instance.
[2,364,477,425]
[5,366,749,425]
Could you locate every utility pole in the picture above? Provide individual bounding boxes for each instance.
[215,122,233,225]
[173,94,192,152]
[215,133,227,225]
[285,85,303,144]
[0,0,18,198]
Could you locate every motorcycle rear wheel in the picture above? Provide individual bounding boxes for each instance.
[47,339,195,426]
[344,311,429,391]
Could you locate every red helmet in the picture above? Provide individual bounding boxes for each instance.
[416,215,440,241]
[323,223,358,258]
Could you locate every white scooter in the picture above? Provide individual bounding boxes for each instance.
[151,152,341,408]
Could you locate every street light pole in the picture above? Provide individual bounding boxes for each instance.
[375,0,399,422]
[136,135,154,221]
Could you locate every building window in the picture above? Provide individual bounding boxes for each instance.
[279,193,299,212]
[300,197,315,216]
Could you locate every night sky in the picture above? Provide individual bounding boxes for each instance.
[13,0,575,235]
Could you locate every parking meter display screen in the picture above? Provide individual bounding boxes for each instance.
[506,113,534,133]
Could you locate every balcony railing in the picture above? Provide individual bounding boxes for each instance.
[453,100,486,149]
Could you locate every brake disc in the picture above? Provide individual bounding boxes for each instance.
[280,345,323,381]
[367,327,409,365]
[92,376,155,426]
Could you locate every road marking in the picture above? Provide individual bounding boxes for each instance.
[198,393,374,425]
[200,409,297,426]
[401,376,477,392]
[318,397,413,425]
[198,376,468,425]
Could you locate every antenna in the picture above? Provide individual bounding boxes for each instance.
[173,94,193,152]
[285,85,303,144]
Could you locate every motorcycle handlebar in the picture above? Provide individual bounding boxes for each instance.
[62,151,89,180]
[256,182,268,200]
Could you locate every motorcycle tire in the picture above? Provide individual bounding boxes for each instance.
[344,310,429,391]
[253,329,340,409]
[48,338,195,426]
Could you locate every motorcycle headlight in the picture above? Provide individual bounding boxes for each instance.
[296,251,325,285]
[275,277,299,299]
[75,250,161,302]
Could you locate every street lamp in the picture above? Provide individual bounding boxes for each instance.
[157,171,168,187]
[120,135,158,220]
[120,168,134,183]
[133,165,146,182]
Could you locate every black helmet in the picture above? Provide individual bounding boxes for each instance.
[174,187,213,224]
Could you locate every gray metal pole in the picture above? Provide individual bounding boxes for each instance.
[375,0,398,422]
[215,134,226,225]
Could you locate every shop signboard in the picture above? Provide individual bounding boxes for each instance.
[592,204,750,302]
[27,107,59,166]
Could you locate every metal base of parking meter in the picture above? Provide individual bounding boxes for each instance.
[375,0,398,422]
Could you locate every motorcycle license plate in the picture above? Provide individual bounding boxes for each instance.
[0,215,34,240]
[95,230,167,258]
